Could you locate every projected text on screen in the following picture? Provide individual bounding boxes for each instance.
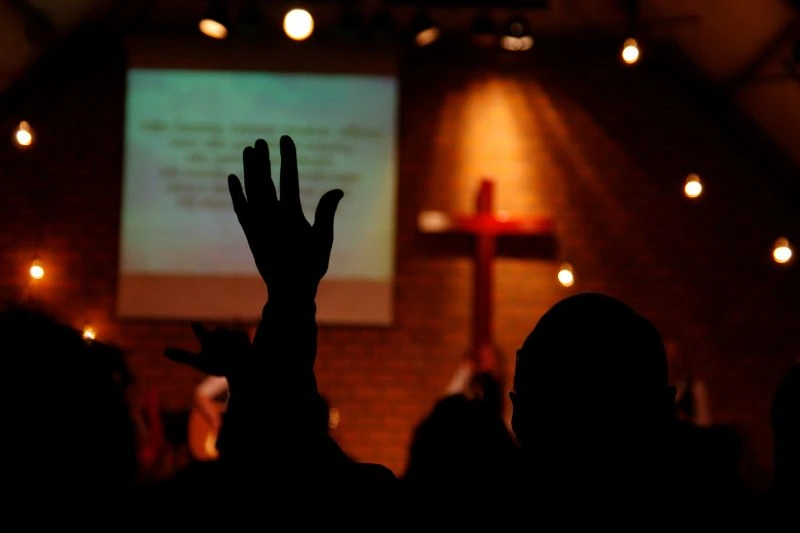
[118,68,397,324]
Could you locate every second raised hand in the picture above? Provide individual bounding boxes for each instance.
[227,135,344,302]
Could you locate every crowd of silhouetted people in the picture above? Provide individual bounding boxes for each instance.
[2,136,797,519]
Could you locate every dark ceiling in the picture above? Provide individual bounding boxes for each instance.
[1,0,798,167]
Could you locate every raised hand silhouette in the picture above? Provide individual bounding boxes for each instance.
[227,136,343,303]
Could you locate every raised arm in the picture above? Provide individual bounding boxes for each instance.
[220,136,343,467]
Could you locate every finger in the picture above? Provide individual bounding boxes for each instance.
[313,189,344,246]
[254,139,277,207]
[190,322,210,343]
[164,348,201,368]
[242,145,260,208]
[279,135,303,217]
[228,175,248,222]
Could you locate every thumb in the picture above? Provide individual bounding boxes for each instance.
[190,322,209,343]
[313,189,344,249]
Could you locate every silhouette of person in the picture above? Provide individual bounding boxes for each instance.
[772,361,799,498]
[1,306,138,497]
[510,293,677,497]
[164,137,396,500]
[404,370,517,491]
[665,338,711,426]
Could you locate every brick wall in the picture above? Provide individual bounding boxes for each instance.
[1,37,797,484]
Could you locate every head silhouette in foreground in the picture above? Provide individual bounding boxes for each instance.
[772,362,800,498]
[1,305,137,493]
[511,293,676,490]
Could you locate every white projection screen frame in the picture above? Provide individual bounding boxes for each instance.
[117,37,398,325]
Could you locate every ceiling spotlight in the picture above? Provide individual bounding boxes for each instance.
[471,10,496,48]
[501,14,533,52]
[410,9,439,47]
[284,8,314,41]
[199,0,229,39]
[621,37,640,65]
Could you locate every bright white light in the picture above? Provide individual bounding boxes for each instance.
[284,9,314,41]
[684,173,702,198]
[621,38,640,64]
[558,263,574,287]
[29,261,44,280]
[773,238,793,264]
[82,326,96,341]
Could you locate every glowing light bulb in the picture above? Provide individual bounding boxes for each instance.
[284,9,314,41]
[82,326,96,341]
[199,18,227,39]
[14,121,33,148]
[558,263,574,287]
[773,238,793,264]
[415,27,439,47]
[29,260,45,280]
[684,173,703,198]
[621,38,640,65]
[418,211,450,232]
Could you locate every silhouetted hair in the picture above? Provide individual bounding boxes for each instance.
[1,305,137,492]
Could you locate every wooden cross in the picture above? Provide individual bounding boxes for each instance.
[418,178,555,373]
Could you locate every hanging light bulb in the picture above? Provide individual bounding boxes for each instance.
[284,8,314,41]
[558,262,575,287]
[772,238,793,264]
[199,0,229,39]
[410,9,439,47]
[14,120,34,148]
[684,173,703,198]
[621,38,640,65]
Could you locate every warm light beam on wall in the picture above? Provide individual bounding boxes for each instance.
[436,76,539,212]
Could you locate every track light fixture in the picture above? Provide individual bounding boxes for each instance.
[501,14,533,51]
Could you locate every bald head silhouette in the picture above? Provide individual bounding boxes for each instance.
[511,293,675,485]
